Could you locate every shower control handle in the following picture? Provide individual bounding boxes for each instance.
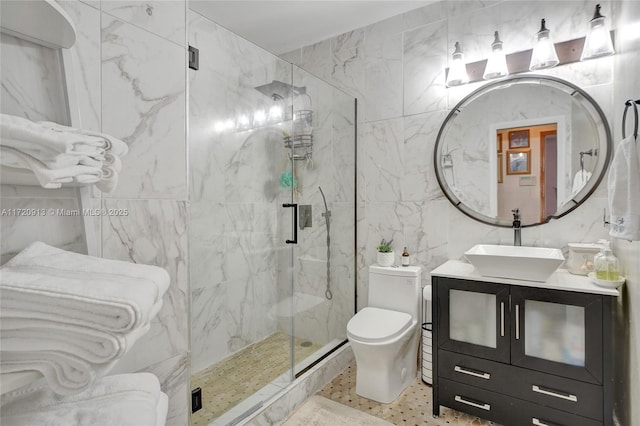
[283,203,298,244]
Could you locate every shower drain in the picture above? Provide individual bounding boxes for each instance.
[300,341,313,347]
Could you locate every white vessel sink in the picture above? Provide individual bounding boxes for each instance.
[464,244,564,282]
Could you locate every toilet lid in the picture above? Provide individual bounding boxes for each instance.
[347,307,413,343]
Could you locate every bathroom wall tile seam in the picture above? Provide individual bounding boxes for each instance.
[97,11,184,50]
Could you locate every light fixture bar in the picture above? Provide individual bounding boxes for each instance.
[445,31,614,86]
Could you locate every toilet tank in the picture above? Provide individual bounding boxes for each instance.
[368,265,422,319]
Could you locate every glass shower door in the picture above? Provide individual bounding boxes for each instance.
[188,11,298,424]
[289,66,356,376]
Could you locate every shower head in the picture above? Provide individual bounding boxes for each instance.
[254,80,306,100]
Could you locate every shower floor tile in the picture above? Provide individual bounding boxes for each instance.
[318,363,499,425]
[191,332,322,426]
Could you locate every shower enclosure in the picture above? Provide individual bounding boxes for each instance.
[188,11,356,425]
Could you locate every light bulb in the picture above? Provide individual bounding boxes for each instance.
[581,4,614,60]
[213,121,225,133]
[224,119,235,130]
[237,114,250,130]
[483,31,508,80]
[529,19,559,71]
[446,42,469,87]
[269,104,283,122]
[254,109,266,126]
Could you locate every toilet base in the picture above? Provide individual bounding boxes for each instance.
[351,331,419,403]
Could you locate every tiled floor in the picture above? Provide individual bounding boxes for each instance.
[318,363,498,426]
[191,332,321,426]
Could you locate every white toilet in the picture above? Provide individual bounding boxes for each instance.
[346,265,422,403]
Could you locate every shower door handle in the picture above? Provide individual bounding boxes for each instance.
[283,203,298,244]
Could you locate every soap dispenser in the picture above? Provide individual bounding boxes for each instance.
[593,241,619,281]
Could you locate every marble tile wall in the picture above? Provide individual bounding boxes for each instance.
[282,0,620,311]
[0,1,189,424]
[188,10,356,376]
[611,1,640,425]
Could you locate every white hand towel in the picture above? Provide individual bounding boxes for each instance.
[4,242,170,297]
[571,169,592,196]
[1,318,151,363]
[1,114,108,155]
[1,373,163,424]
[0,146,102,186]
[0,269,164,332]
[40,120,129,157]
[608,135,640,241]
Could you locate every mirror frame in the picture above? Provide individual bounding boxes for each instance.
[434,74,612,228]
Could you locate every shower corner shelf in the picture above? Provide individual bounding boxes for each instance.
[285,109,314,161]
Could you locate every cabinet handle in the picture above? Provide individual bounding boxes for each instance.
[515,304,520,340]
[532,385,578,402]
[532,418,562,426]
[454,365,491,380]
[454,395,490,411]
[500,302,505,337]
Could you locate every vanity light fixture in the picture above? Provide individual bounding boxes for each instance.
[529,19,559,70]
[445,42,469,87]
[483,31,508,80]
[581,4,615,60]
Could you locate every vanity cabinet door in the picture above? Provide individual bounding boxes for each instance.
[510,286,603,384]
[437,278,510,363]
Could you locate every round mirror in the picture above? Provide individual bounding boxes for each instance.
[434,75,612,227]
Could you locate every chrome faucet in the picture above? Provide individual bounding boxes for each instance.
[512,208,522,246]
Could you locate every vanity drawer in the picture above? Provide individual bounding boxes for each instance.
[439,350,603,420]
[438,378,515,424]
[438,378,603,426]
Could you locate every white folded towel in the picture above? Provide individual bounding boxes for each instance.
[608,134,640,241]
[1,373,167,425]
[1,318,151,364]
[95,165,119,193]
[571,169,592,197]
[5,242,170,294]
[40,120,129,157]
[0,114,108,155]
[0,269,164,333]
[1,138,105,168]
[0,146,103,187]
[0,351,117,395]
[156,392,169,426]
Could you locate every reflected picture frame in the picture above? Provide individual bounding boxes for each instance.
[507,149,530,175]
[497,153,503,183]
[509,129,530,148]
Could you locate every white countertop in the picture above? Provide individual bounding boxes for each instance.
[431,260,621,297]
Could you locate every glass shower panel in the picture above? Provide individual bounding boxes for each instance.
[289,66,356,375]
[188,10,296,424]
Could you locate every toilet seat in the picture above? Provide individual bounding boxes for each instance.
[347,307,413,343]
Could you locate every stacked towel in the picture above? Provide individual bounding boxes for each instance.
[608,134,640,241]
[0,242,170,395]
[1,373,168,426]
[0,114,128,193]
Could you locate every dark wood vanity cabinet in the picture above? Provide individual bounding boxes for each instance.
[432,275,614,426]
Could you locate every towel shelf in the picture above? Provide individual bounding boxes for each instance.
[0,0,76,49]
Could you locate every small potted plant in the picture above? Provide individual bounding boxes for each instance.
[376,238,394,267]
